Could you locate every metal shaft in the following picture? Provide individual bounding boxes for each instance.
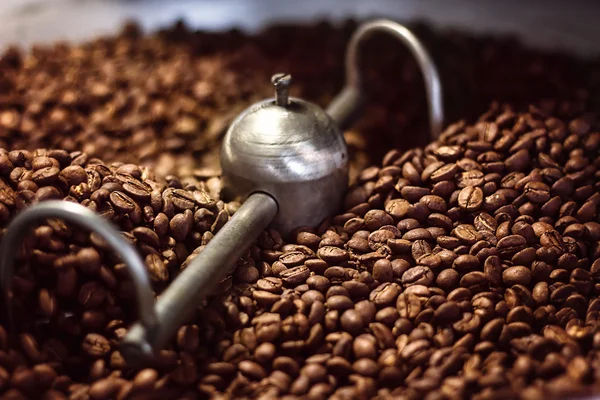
[326,19,444,140]
[121,192,278,365]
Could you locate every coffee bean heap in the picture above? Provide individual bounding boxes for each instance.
[1,21,598,183]
[0,22,271,183]
[183,105,599,400]
[0,19,600,400]
[2,101,599,399]
[0,148,243,399]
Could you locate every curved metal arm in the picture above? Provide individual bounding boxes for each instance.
[0,201,158,335]
[326,19,444,140]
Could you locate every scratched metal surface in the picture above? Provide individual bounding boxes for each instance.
[0,0,599,57]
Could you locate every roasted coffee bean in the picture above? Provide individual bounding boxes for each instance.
[503,266,532,286]
[401,339,432,366]
[430,164,458,182]
[146,253,168,282]
[458,186,483,211]
[109,191,136,213]
[457,169,485,187]
[253,290,281,306]
[524,181,551,204]
[453,224,480,245]
[340,309,365,336]
[317,246,348,263]
[364,210,394,230]
[403,228,433,241]
[122,179,152,201]
[453,313,481,334]
[436,269,459,290]
[460,271,489,292]
[385,199,410,219]
[401,186,430,203]
[370,283,401,307]
[280,266,310,286]
[497,235,527,258]
[327,295,354,311]
[354,300,377,325]
[474,212,498,233]
[402,266,434,287]
[396,293,421,319]
[372,259,394,282]
[352,334,377,360]
[434,302,461,323]
[78,281,106,308]
[81,334,111,358]
[453,254,480,273]
[257,277,283,293]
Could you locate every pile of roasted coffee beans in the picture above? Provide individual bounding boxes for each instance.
[0,147,244,399]
[1,21,598,182]
[0,19,599,400]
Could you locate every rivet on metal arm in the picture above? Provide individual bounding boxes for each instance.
[0,201,158,345]
[326,19,444,141]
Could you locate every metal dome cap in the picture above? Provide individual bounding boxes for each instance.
[220,73,349,236]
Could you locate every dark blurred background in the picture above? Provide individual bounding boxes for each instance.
[1,0,600,55]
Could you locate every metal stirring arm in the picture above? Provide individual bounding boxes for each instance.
[0,195,277,365]
[0,201,159,334]
[121,192,278,364]
[326,19,444,140]
[0,19,443,367]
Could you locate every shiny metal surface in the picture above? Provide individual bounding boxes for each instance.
[0,201,158,333]
[220,82,349,236]
[327,19,444,139]
[121,192,278,365]
[221,19,442,237]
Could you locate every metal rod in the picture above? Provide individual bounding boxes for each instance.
[0,201,158,333]
[121,192,278,365]
[326,19,444,140]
